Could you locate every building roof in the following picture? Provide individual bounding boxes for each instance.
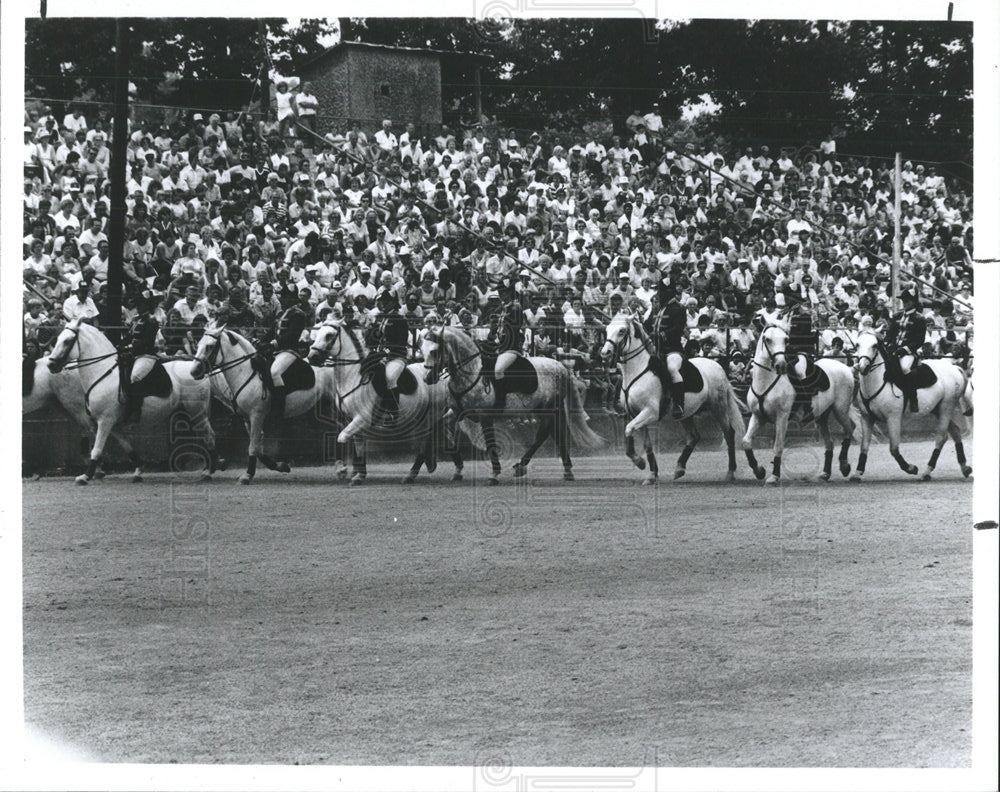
[301,40,492,72]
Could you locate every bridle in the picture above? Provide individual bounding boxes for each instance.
[426,328,477,399]
[751,324,789,374]
[310,323,368,401]
[50,324,118,372]
[195,328,264,411]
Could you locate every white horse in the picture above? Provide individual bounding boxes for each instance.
[306,320,470,484]
[421,325,603,483]
[600,311,747,484]
[743,324,857,485]
[46,318,220,484]
[853,329,972,481]
[190,323,341,484]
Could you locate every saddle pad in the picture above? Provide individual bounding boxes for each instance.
[907,363,938,391]
[788,355,830,394]
[648,356,703,393]
[680,359,704,394]
[368,361,418,397]
[136,361,173,399]
[503,354,539,395]
[283,357,317,394]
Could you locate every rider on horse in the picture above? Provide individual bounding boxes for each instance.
[371,286,410,425]
[886,289,927,412]
[488,283,526,413]
[124,289,161,424]
[786,297,818,420]
[269,302,309,421]
[647,281,687,419]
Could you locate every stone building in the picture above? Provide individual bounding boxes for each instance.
[298,41,488,137]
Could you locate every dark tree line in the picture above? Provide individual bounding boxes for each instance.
[27,17,971,170]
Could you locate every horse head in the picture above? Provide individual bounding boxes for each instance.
[421,324,447,384]
[601,310,635,367]
[47,318,84,373]
[190,322,226,380]
[759,324,789,376]
[854,329,883,375]
[307,321,342,365]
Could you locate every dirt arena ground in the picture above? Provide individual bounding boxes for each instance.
[21,440,973,767]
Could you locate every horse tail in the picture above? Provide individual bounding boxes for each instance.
[721,375,747,438]
[563,373,605,451]
[457,416,487,451]
[959,367,973,417]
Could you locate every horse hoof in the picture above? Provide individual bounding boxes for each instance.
[849,472,862,483]
[765,474,779,486]
[199,473,213,483]
[725,470,735,483]
[132,474,143,484]
[217,458,228,471]
[513,462,527,478]
[921,468,933,481]
[30,473,41,482]
[840,462,852,477]
[642,475,657,486]
[673,468,685,480]
[563,471,575,482]
[907,465,918,475]
[962,465,973,478]
[754,467,766,481]
[74,475,89,486]
[425,460,438,474]
[94,470,106,480]
[336,466,348,480]
[488,476,499,486]
[819,472,831,482]
[239,474,252,485]
[632,456,646,470]
[350,473,366,486]
[276,461,291,474]
[401,474,416,484]
[452,471,463,481]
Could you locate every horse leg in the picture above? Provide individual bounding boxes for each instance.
[742,413,765,481]
[480,417,502,484]
[835,405,854,478]
[921,408,953,481]
[337,414,369,444]
[556,400,574,482]
[948,419,972,478]
[76,418,115,485]
[193,407,219,481]
[403,449,424,484]
[642,428,658,485]
[129,448,144,484]
[674,417,700,480]
[851,413,873,482]
[817,413,833,481]
[513,411,553,478]
[241,414,264,484]
[624,420,645,470]
[887,416,918,476]
[766,411,789,485]
[350,439,368,486]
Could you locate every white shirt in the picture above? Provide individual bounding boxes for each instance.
[63,294,99,321]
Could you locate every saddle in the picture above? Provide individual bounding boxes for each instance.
[492,353,539,396]
[120,357,173,400]
[787,353,830,399]
[884,348,937,411]
[361,352,417,397]
[282,357,317,394]
[906,362,938,391]
[647,355,704,394]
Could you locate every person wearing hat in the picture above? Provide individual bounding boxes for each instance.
[369,287,409,425]
[485,280,527,414]
[886,289,927,412]
[647,281,688,419]
[785,296,819,420]
[121,289,162,424]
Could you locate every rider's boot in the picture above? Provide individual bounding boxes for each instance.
[123,391,144,425]
[670,382,685,419]
[270,386,287,422]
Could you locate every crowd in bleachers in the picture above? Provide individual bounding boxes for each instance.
[23,96,975,398]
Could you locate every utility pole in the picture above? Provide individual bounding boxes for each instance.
[104,18,130,344]
[891,152,902,313]
[258,20,270,124]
